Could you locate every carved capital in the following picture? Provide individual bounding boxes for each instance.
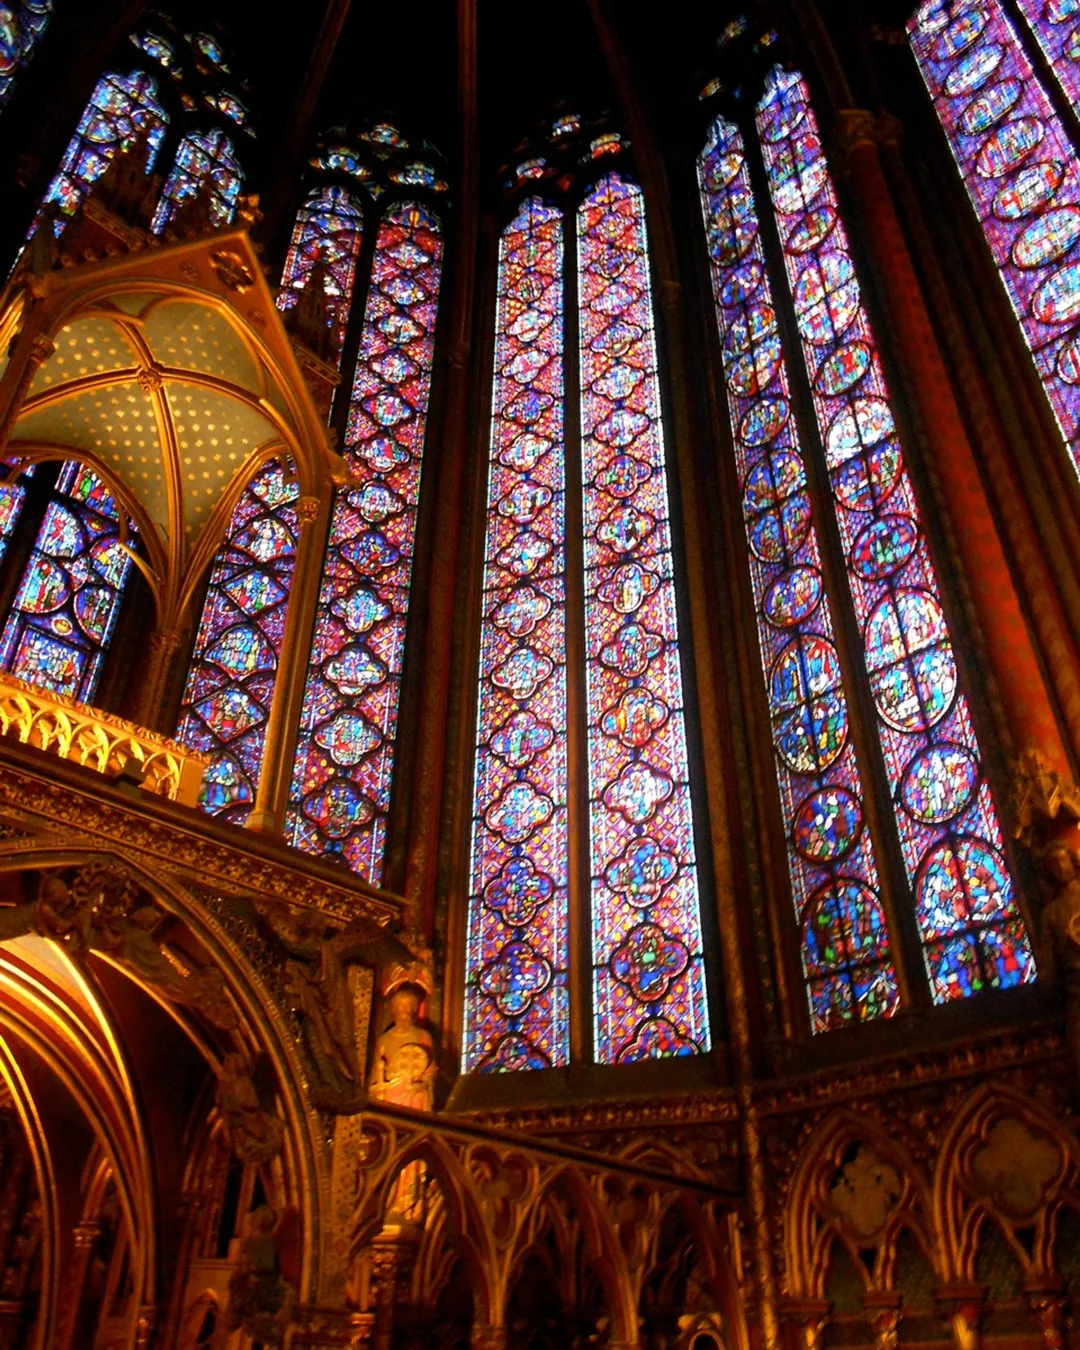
[835,109,879,160]
[935,1286,986,1350]
[1025,1281,1066,1350]
[1012,745,1080,849]
[864,1292,902,1350]
[295,495,321,528]
[27,334,55,367]
[780,1299,831,1350]
[136,362,164,395]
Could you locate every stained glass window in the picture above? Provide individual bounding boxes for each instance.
[0,461,33,567]
[698,117,899,1028]
[285,203,443,877]
[756,66,1035,1000]
[151,129,243,234]
[579,173,710,1064]
[909,1,1080,489]
[464,198,570,1074]
[175,461,299,824]
[42,70,167,225]
[1014,0,1080,107]
[0,463,133,702]
[277,186,364,359]
[0,0,51,108]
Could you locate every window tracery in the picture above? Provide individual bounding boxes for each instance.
[909,0,1080,489]
[277,185,364,356]
[152,128,243,232]
[465,124,711,1072]
[285,200,444,877]
[41,69,168,226]
[698,118,898,1028]
[175,460,299,823]
[0,464,133,702]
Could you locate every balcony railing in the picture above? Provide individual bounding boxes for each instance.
[0,672,208,806]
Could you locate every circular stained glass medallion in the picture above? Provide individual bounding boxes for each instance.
[864,590,958,733]
[787,205,838,255]
[725,302,777,355]
[993,161,1063,220]
[772,136,830,216]
[1033,262,1080,324]
[1067,23,1080,59]
[720,260,764,305]
[900,744,980,824]
[758,95,808,144]
[815,340,872,396]
[826,397,894,462]
[770,635,848,774]
[850,515,919,580]
[794,252,860,346]
[1058,336,1080,383]
[913,0,949,33]
[1012,207,1080,269]
[932,6,989,61]
[727,334,782,398]
[916,836,1012,938]
[803,879,888,976]
[961,78,1023,136]
[832,438,904,512]
[975,117,1044,179]
[739,396,790,446]
[944,44,1004,97]
[702,149,742,191]
[793,787,863,862]
[764,566,823,627]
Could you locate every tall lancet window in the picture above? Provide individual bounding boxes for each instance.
[176,461,299,822]
[40,69,168,226]
[1014,0,1080,106]
[909,2,1080,487]
[152,128,243,232]
[286,201,444,877]
[0,0,53,109]
[0,464,132,702]
[698,119,898,1028]
[699,64,1034,1015]
[465,146,711,1072]
[278,186,364,355]
[465,198,570,1073]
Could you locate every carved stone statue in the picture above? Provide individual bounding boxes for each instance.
[216,1052,285,1164]
[0,863,238,1029]
[252,899,413,1112]
[226,1205,296,1348]
[369,987,436,1113]
[1037,841,1080,1079]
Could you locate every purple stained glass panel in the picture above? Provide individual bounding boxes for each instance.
[41,70,167,226]
[757,65,1035,999]
[910,0,1080,488]
[578,173,711,1063]
[1015,0,1080,108]
[0,0,52,108]
[176,460,298,824]
[152,128,243,233]
[285,203,443,879]
[464,198,569,1074]
[0,463,132,702]
[698,117,899,1029]
[277,186,364,361]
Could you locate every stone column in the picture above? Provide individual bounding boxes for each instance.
[247,491,329,834]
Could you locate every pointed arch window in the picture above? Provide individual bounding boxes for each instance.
[278,185,364,356]
[41,69,168,226]
[465,167,712,1072]
[0,463,132,702]
[0,0,53,109]
[285,201,444,877]
[152,128,243,233]
[175,461,299,823]
[909,1,1080,489]
[696,67,1035,1022]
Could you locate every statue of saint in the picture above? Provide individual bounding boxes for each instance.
[369,987,436,1113]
